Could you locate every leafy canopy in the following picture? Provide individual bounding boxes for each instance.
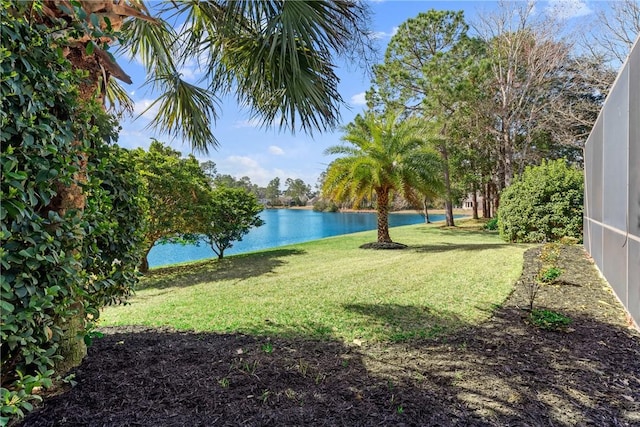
[498,159,584,243]
[200,187,265,260]
[128,140,211,269]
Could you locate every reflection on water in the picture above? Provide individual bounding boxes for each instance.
[148,209,439,268]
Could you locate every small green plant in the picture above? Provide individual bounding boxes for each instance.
[529,309,572,330]
[217,377,230,388]
[0,369,53,424]
[84,329,105,347]
[259,389,270,404]
[538,266,562,283]
[261,342,273,354]
[60,373,77,388]
[314,373,326,385]
[284,388,297,400]
[296,359,309,377]
[539,243,561,264]
[484,217,498,231]
[559,236,579,245]
[240,360,259,376]
[396,405,404,414]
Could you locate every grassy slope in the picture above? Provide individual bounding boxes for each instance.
[101,222,528,342]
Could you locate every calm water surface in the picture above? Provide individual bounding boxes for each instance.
[148,209,441,268]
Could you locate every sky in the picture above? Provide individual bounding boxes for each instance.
[115,0,606,188]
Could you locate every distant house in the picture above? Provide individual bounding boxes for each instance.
[461,192,483,210]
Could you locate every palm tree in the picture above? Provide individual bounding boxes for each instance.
[12,0,372,370]
[323,112,442,244]
[32,0,372,150]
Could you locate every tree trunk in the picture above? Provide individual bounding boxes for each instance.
[52,44,109,373]
[422,196,431,224]
[471,185,479,220]
[440,145,455,227]
[54,301,87,374]
[50,160,88,374]
[481,183,489,219]
[376,189,392,243]
[140,242,155,273]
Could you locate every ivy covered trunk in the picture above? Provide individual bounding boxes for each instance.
[50,44,106,373]
[376,188,392,243]
[50,172,88,373]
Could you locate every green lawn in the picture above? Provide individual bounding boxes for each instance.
[101,222,528,342]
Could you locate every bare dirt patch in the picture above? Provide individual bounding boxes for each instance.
[21,245,640,426]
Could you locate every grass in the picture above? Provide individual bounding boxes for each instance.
[100,221,528,343]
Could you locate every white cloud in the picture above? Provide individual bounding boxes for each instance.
[222,156,273,186]
[545,0,592,20]
[371,26,398,40]
[350,92,367,106]
[133,98,159,120]
[117,129,153,150]
[233,118,263,128]
[269,145,285,155]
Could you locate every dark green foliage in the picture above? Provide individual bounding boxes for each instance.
[0,5,143,421]
[529,309,572,331]
[484,217,498,231]
[129,140,212,270]
[201,187,265,259]
[1,8,84,415]
[538,266,562,284]
[313,200,339,212]
[83,142,146,311]
[498,160,584,243]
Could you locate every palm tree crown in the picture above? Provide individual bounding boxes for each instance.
[323,111,442,243]
[29,0,373,152]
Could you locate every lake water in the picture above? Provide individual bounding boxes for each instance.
[148,209,441,268]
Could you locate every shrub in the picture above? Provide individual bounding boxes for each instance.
[498,159,583,243]
[523,243,563,310]
[1,6,144,422]
[313,200,339,212]
[529,309,572,331]
[484,217,498,230]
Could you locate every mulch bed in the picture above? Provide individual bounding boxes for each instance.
[21,245,640,426]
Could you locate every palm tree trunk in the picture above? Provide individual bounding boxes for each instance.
[51,43,107,373]
[376,188,392,243]
[422,196,431,224]
[51,173,88,374]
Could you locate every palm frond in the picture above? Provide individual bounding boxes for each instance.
[181,0,370,135]
[105,78,134,117]
[143,73,220,153]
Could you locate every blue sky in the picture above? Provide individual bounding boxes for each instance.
[115,0,602,188]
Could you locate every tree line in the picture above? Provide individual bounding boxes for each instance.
[318,2,633,242]
[201,161,317,208]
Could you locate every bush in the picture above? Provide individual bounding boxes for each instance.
[1,6,143,422]
[484,217,498,230]
[498,159,583,243]
[313,200,339,212]
[529,309,572,331]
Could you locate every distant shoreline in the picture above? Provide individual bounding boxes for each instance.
[281,206,469,216]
